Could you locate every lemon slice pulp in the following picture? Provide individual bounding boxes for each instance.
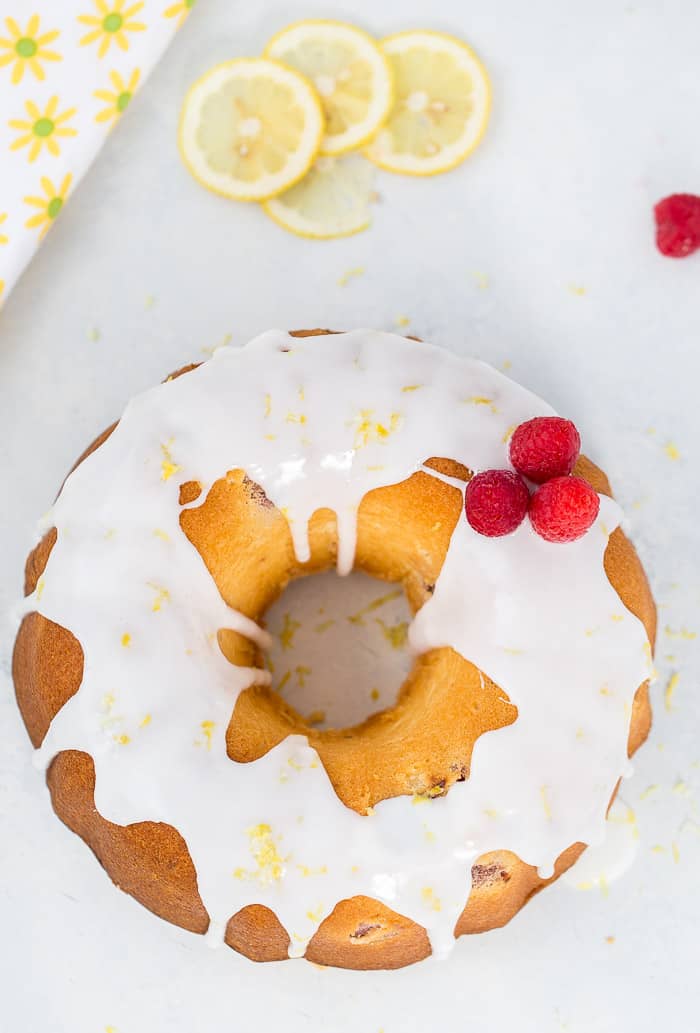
[265,20,393,157]
[263,154,376,239]
[365,30,490,176]
[179,58,324,202]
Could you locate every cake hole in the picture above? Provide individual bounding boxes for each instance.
[263,571,412,730]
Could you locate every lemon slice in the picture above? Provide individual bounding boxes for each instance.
[265,20,393,157]
[179,58,324,202]
[365,30,490,176]
[263,154,376,239]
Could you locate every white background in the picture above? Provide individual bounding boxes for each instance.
[1,1,699,1030]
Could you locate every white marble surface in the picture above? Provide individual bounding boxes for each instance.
[1,0,699,1030]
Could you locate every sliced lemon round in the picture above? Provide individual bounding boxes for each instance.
[265,20,393,157]
[365,30,490,176]
[179,58,324,202]
[262,154,376,239]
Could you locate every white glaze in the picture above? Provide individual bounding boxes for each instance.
[24,329,652,959]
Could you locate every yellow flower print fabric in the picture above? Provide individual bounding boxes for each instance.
[0,2,195,305]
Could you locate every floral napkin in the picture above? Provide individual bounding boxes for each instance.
[0,1,194,306]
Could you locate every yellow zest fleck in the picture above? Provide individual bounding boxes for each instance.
[295,665,311,687]
[651,844,666,854]
[464,395,494,406]
[246,826,284,884]
[502,360,512,371]
[106,1027,117,1033]
[646,426,656,436]
[147,583,170,612]
[201,720,215,750]
[280,506,292,523]
[120,633,131,648]
[285,411,307,425]
[348,589,402,626]
[395,315,411,327]
[608,804,639,839]
[153,528,170,542]
[288,756,303,772]
[605,936,615,944]
[412,794,429,806]
[366,464,385,472]
[540,785,552,819]
[350,865,360,873]
[337,266,365,287]
[599,685,612,697]
[102,692,115,710]
[473,271,489,289]
[483,808,499,818]
[672,780,690,797]
[664,626,696,640]
[375,618,408,649]
[352,409,403,448]
[423,823,436,843]
[610,614,625,623]
[370,688,380,702]
[114,734,130,746]
[36,576,45,601]
[502,424,516,444]
[599,875,609,898]
[309,759,319,769]
[232,867,246,880]
[663,441,680,461]
[640,784,659,800]
[503,646,524,656]
[601,522,610,537]
[297,864,328,877]
[139,714,151,728]
[160,442,181,482]
[279,613,301,650]
[664,672,679,713]
[306,709,325,727]
[277,670,291,693]
[264,433,277,442]
[576,881,593,891]
[576,727,585,741]
[421,886,441,911]
[672,842,680,864]
[431,521,442,532]
[315,619,335,633]
[298,386,305,401]
[306,904,324,923]
[264,393,272,417]
[401,383,422,392]
[568,284,586,296]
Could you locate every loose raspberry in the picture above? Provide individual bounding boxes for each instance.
[509,417,581,484]
[529,476,600,543]
[654,194,700,258]
[465,469,529,537]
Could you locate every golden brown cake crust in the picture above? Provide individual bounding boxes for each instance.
[12,331,656,968]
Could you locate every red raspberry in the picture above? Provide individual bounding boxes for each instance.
[529,476,600,543]
[509,417,581,484]
[654,194,700,258]
[465,469,529,537]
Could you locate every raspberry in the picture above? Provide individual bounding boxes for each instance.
[465,469,529,537]
[529,476,600,543]
[654,194,700,258]
[509,417,581,483]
